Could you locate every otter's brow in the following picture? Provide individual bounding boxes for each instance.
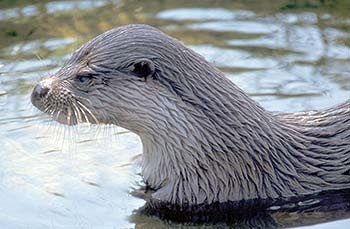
[87,63,116,77]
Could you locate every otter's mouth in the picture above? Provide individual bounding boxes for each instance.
[32,100,77,126]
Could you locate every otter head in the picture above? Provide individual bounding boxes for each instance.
[31,24,204,133]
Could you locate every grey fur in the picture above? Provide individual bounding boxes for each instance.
[31,24,350,206]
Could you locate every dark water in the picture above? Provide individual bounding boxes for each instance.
[1,0,350,228]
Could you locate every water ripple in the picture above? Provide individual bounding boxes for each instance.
[157,8,255,21]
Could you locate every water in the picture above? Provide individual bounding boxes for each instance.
[1,0,350,228]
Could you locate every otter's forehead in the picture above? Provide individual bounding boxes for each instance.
[87,24,176,52]
[68,24,187,69]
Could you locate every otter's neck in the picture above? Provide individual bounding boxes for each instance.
[139,73,350,206]
[135,45,350,205]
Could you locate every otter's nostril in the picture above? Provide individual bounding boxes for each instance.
[33,84,50,100]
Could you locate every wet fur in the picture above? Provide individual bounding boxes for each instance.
[32,24,350,208]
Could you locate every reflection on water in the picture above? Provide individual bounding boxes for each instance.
[157,8,255,21]
[0,1,110,20]
[0,0,350,228]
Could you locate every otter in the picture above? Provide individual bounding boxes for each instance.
[31,24,350,214]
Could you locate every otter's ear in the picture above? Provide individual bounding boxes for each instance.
[129,58,155,81]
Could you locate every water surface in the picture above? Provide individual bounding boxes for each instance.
[1,0,350,228]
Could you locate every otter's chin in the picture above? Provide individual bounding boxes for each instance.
[52,111,101,126]
[53,113,78,126]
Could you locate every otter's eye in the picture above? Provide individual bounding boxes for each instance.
[76,73,93,83]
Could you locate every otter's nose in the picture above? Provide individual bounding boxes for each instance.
[33,84,49,99]
[31,84,50,105]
